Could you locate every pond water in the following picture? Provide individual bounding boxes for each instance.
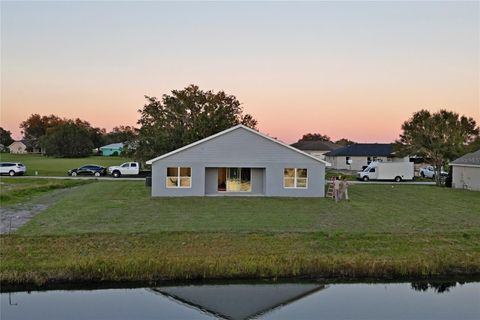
[1,281,479,320]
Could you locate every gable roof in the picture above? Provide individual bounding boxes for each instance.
[150,283,326,320]
[100,143,124,150]
[146,125,330,166]
[450,149,480,167]
[9,140,27,148]
[325,143,394,157]
[290,140,341,151]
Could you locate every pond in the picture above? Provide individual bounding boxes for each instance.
[1,280,479,320]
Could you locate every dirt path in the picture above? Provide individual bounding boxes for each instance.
[0,188,74,234]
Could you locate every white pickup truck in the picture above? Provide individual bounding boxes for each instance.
[107,162,140,177]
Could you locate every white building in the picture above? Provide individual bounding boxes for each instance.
[450,149,480,191]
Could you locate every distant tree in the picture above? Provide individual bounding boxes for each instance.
[135,85,258,161]
[395,109,479,185]
[465,135,480,154]
[20,114,64,140]
[39,121,94,157]
[298,133,331,142]
[335,138,355,146]
[0,127,14,146]
[104,126,138,145]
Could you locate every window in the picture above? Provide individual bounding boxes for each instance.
[166,167,191,188]
[346,157,352,165]
[131,163,137,168]
[284,168,308,189]
[218,168,251,192]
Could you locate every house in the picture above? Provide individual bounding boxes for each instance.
[324,143,409,171]
[450,149,480,191]
[100,143,124,156]
[8,141,27,154]
[290,140,341,160]
[150,283,326,320]
[146,125,330,197]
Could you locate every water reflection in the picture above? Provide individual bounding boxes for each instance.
[1,281,479,320]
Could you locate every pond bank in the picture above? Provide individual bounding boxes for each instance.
[1,232,479,286]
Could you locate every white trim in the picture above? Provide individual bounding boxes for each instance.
[450,163,480,168]
[146,125,331,166]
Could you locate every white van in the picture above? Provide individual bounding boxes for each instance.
[357,161,414,182]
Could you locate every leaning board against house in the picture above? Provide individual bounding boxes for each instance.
[146,125,330,197]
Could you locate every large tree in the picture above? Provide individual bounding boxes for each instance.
[39,121,94,157]
[104,125,138,145]
[335,138,355,146]
[395,109,479,185]
[297,133,331,142]
[0,127,14,147]
[135,85,258,161]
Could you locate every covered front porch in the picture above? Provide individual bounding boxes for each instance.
[205,167,265,196]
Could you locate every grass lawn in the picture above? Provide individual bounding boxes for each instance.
[0,178,92,206]
[1,181,479,285]
[0,153,131,176]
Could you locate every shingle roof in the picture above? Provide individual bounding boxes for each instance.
[450,149,480,167]
[290,140,341,151]
[100,143,124,149]
[325,143,394,157]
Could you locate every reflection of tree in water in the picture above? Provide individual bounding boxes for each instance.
[411,281,466,293]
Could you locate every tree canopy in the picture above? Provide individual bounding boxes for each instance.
[135,85,258,161]
[334,138,355,146]
[39,121,94,157]
[395,109,479,185]
[0,127,14,147]
[298,133,331,142]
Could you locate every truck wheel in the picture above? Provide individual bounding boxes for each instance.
[362,176,369,182]
[94,172,100,177]
[113,171,121,178]
[394,176,402,182]
[71,172,77,177]
[9,170,15,176]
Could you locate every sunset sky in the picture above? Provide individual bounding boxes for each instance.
[1,1,479,143]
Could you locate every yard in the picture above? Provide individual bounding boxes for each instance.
[1,181,479,285]
[0,153,132,176]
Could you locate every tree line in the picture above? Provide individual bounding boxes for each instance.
[1,85,478,179]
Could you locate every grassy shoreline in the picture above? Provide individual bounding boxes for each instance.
[1,232,479,286]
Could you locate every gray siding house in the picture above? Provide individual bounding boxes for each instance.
[146,125,330,197]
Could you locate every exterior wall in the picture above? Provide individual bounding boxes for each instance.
[326,156,408,171]
[151,128,326,197]
[101,148,122,156]
[9,142,27,154]
[452,166,480,191]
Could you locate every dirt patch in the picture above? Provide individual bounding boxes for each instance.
[0,188,74,234]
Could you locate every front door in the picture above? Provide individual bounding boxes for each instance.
[217,168,252,192]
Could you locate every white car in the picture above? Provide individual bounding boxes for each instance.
[419,166,447,179]
[0,162,27,176]
[108,162,140,178]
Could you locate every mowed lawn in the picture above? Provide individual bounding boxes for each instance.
[0,153,131,176]
[18,182,480,235]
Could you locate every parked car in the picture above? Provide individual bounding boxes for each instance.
[68,165,106,177]
[0,162,27,176]
[419,166,448,179]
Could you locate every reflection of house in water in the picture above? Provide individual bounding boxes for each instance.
[150,283,326,320]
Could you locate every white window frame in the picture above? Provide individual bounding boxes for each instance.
[283,168,308,189]
[166,167,192,189]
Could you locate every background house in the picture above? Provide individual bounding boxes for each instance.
[450,149,480,191]
[325,143,409,171]
[100,143,124,156]
[290,140,341,160]
[146,125,329,197]
[8,140,27,154]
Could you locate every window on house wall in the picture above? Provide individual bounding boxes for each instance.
[284,168,308,189]
[346,157,352,165]
[166,167,191,188]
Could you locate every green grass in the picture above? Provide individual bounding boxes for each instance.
[1,182,479,285]
[0,178,92,206]
[0,153,131,176]
[17,182,480,235]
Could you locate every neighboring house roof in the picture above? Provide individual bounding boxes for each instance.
[100,143,124,150]
[150,284,326,320]
[290,140,341,151]
[325,143,394,157]
[8,140,27,148]
[450,149,480,167]
[146,125,331,166]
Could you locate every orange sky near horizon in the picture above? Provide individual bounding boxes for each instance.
[1,1,479,144]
